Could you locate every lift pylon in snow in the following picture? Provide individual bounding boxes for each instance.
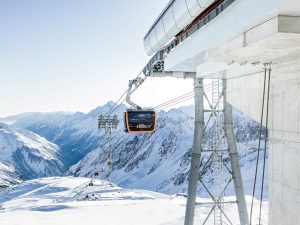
[124,78,156,133]
[97,115,118,183]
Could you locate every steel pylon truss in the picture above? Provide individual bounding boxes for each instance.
[196,79,235,225]
[98,115,118,133]
[98,114,118,182]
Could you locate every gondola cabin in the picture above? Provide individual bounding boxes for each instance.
[124,110,156,133]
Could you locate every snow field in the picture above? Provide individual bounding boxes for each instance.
[0,177,267,225]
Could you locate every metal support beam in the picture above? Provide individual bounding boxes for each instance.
[184,78,204,225]
[149,71,196,79]
[223,79,249,225]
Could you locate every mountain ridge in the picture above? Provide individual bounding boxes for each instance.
[0,122,64,182]
[0,102,267,197]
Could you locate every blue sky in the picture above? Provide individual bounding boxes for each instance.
[0,0,193,117]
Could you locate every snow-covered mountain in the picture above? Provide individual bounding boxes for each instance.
[66,106,267,197]
[0,123,64,180]
[1,103,267,197]
[1,102,124,167]
[0,177,268,225]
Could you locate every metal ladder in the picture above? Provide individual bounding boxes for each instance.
[211,79,224,225]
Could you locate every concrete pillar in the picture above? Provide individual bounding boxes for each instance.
[267,61,300,225]
[184,78,205,225]
[223,79,249,225]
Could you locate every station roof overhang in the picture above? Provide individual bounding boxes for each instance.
[162,0,300,78]
[196,14,300,78]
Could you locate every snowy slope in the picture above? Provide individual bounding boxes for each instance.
[1,103,267,197]
[0,123,64,180]
[67,106,267,197]
[0,177,267,225]
[67,108,194,194]
[0,162,20,189]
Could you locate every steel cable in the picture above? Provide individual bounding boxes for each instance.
[153,92,194,109]
[156,95,195,110]
[249,67,268,225]
[153,83,212,111]
[258,66,271,225]
[105,70,145,116]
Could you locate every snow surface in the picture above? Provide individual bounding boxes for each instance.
[0,177,267,225]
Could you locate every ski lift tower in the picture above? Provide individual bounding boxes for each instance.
[98,115,118,134]
[142,0,248,224]
[98,114,118,182]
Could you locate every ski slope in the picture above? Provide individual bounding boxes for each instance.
[0,177,267,225]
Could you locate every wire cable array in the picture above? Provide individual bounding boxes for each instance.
[249,65,271,225]
[104,70,144,116]
[153,83,214,111]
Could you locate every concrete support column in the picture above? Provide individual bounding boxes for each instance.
[223,79,249,225]
[184,78,205,225]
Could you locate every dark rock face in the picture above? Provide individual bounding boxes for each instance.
[159,132,178,157]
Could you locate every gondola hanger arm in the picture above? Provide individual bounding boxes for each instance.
[126,78,143,110]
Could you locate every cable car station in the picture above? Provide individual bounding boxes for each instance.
[100,0,300,224]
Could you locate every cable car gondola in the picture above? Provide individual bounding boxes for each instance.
[124,78,156,133]
[124,110,156,133]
